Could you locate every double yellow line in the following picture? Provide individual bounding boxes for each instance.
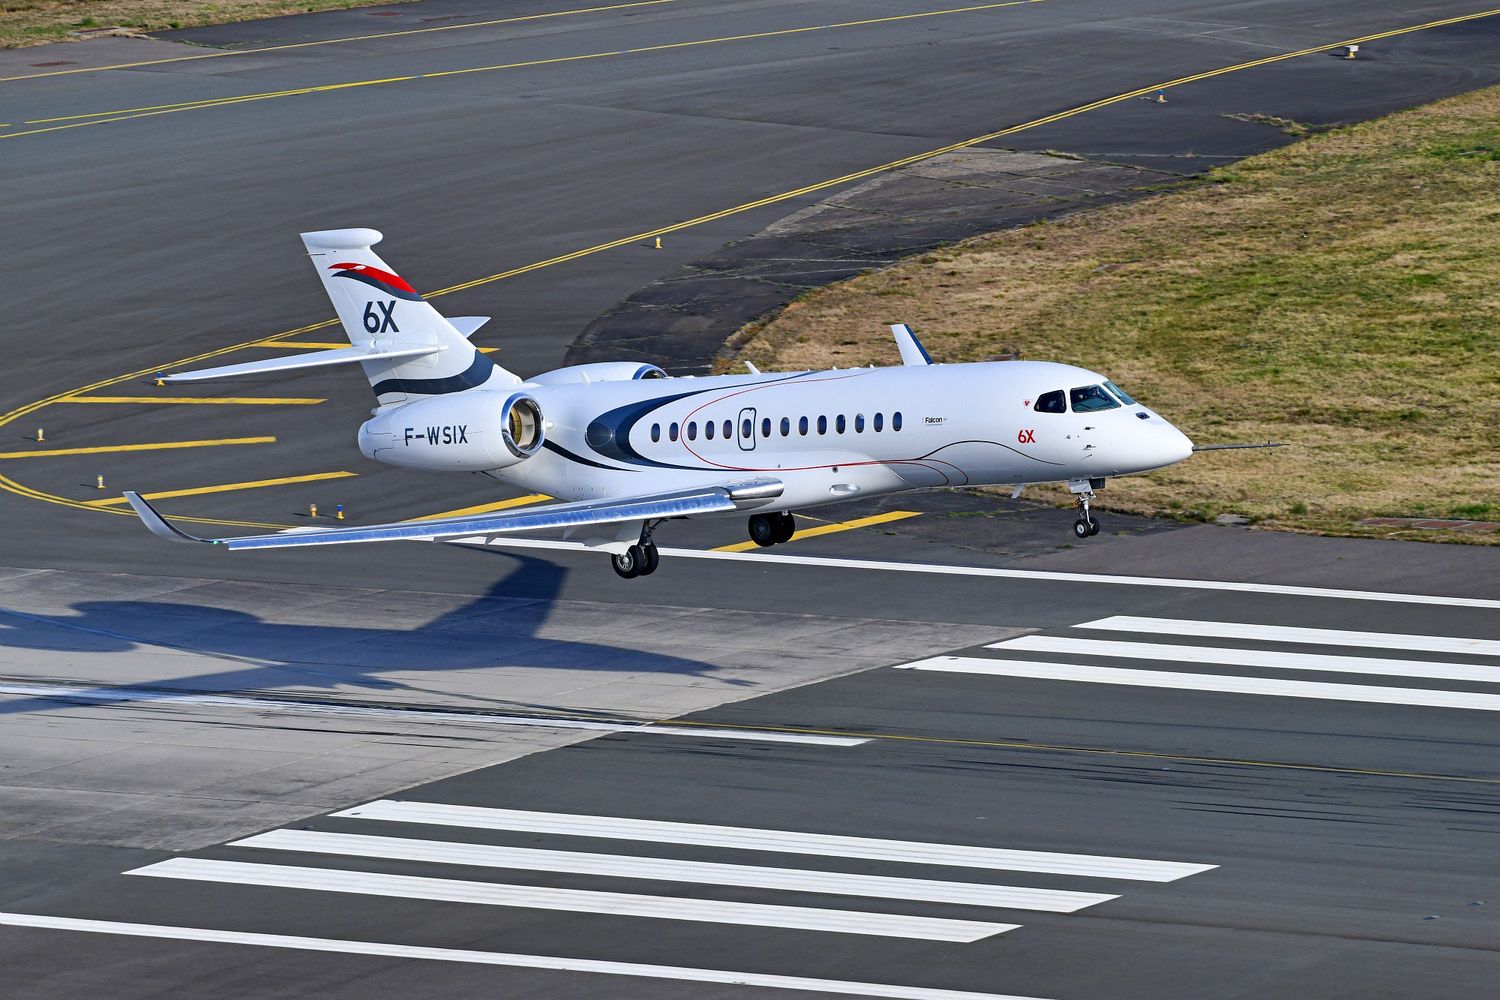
[3,6,1497,525]
[0,0,680,84]
[2,1,1047,140]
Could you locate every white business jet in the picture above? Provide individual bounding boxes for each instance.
[126,229,1196,578]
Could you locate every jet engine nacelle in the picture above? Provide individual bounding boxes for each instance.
[528,362,666,386]
[357,390,544,471]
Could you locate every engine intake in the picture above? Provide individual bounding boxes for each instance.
[503,393,544,458]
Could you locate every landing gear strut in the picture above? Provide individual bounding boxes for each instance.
[748,511,796,547]
[1072,491,1101,539]
[610,520,662,579]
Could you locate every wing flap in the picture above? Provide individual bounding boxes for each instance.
[122,480,783,551]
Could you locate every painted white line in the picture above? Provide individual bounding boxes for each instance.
[990,636,1500,685]
[232,830,1116,913]
[1075,617,1500,656]
[332,802,1214,882]
[0,912,1053,1000]
[0,681,864,747]
[896,657,1500,712]
[451,538,1500,609]
[126,859,1015,942]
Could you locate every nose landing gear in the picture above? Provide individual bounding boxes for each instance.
[748,511,796,547]
[1071,486,1101,539]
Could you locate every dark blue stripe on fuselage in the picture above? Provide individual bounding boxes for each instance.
[542,438,633,471]
[371,351,494,397]
[334,271,425,301]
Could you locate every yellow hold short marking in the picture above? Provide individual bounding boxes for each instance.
[0,437,275,459]
[84,471,357,508]
[58,396,326,406]
[714,511,921,552]
[404,494,551,521]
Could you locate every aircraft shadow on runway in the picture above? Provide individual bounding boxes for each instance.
[0,555,741,719]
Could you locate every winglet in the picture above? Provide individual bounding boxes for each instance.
[890,324,933,366]
[123,492,215,544]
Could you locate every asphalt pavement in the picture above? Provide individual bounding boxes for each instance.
[3,1,1499,997]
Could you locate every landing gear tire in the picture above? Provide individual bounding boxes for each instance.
[748,513,779,547]
[639,542,660,576]
[611,545,646,579]
[1072,488,1100,539]
[772,512,796,544]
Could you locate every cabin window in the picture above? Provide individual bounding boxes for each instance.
[780,417,790,437]
[855,414,866,433]
[669,422,679,442]
[742,418,753,439]
[687,421,697,441]
[1070,384,1120,413]
[873,413,884,432]
[1034,390,1066,414]
[836,414,846,433]
[705,419,715,440]
[724,419,733,440]
[651,423,661,443]
[799,416,809,436]
[762,417,772,438]
[1105,381,1137,405]
[893,411,903,431]
[817,415,827,434]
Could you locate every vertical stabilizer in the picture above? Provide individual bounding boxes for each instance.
[300,228,518,404]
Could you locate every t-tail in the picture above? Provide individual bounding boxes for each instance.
[160,228,519,403]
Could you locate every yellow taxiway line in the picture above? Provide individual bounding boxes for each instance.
[0,437,275,459]
[57,395,325,405]
[0,0,681,84]
[83,470,356,507]
[405,494,552,521]
[714,511,920,553]
[4,1,1048,137]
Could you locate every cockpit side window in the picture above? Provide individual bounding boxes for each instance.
[1070,385,1120,413]
[1105,381,1137,405]
[1034,390,1066,414]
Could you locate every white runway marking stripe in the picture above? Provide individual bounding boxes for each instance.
[232,830,1116,913]
[0,912,1054,1000]
[456,538,1500,609]
[989,636,1500,685]
[897,657,1500,712]
[0,680,864,746]
[1077,617,1500,657]
[126,859,1016,942]
[332,801,1214,882]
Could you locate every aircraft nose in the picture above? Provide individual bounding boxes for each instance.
[1164,423,1194,464]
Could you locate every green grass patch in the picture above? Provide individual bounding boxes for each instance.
[730,85,1500,543]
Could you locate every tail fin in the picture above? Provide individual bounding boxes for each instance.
[301,228,518,405]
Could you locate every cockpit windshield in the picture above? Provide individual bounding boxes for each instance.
[1070,385,1120,412]
[1104,381,1137,405]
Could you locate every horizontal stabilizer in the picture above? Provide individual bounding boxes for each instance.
[448,317,491,340]
[891,324,933,366]
[164,344,442,383]
[122,479,784,551]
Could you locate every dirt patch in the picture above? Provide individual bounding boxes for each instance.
[1,0,409,48]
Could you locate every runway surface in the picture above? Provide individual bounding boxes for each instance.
[3,1,1500,997]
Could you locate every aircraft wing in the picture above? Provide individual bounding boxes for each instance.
[124,479,783,551]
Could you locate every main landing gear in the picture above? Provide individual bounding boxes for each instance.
[610,520,662,579]
[1072,490,1101,539]
[748,511,796,547]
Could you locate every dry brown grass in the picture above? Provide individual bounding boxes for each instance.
[729,86,1500,542]
[1,0,406,47]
